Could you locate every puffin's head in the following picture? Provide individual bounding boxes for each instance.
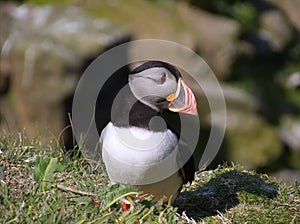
[129,61,197,115]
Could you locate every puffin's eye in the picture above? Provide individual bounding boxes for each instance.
[156,72,167,84]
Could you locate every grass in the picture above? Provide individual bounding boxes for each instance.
[0,133,299,223]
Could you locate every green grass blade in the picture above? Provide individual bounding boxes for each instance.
[34,157,58,191]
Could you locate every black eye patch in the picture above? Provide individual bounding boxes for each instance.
[156,72,167,84]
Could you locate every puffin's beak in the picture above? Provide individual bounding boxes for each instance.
[166,78,198,115]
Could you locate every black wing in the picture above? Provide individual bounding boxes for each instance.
[177,139,196,184]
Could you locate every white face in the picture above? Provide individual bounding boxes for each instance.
[128,67,178,109]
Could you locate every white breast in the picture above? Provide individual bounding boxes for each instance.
[101,122,181,185]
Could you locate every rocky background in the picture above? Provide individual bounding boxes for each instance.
[0,0,299,184]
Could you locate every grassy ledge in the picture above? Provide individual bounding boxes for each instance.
[0,134,299,223]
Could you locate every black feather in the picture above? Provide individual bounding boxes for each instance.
[131,60,182,80]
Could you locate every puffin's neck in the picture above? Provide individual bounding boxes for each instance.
[128,100,161,129]
[111,85,165,131]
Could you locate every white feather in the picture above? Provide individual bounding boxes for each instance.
[101,122,181,186]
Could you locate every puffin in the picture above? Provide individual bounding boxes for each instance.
[99,60,198,204]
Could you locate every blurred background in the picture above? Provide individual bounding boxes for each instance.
[0,0,299,185]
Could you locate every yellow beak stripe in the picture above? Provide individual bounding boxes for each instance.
[166,78,183,102]
[166,93,176,102]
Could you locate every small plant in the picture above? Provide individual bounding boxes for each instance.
[33,157,64,191]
